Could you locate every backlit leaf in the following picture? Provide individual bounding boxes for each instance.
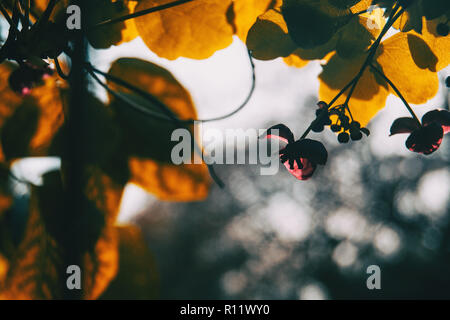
[100,226,158,299]
[86,0,139,49]
[246,9,297,60]
[0,63,65,161]
[376,32,439,104]
[134,0,233,60]
[282,0,354,49]
[108,58,210,201]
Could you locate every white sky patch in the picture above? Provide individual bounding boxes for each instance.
[10,158,61,195]
[117,183,158,223]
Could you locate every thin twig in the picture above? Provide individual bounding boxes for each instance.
[370,63,421,125]
[87,49,256,124]
[86,67,225,188]
[54,57,69,80]
[0,3,13,26]
[90,0,196,30]
[299,77,357,140]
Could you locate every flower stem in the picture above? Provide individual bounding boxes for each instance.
[370,63,421,125]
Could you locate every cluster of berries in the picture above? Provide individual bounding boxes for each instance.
[312,102,370,143]
[8,62,53,95]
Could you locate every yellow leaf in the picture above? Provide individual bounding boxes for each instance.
[406,34,438,72]
[0,164,124,299]
[0,63,65,160]
[376,32,439,104]
[108,58,210,201]
[86,0,139,49]
[349,0,372,13]
[420,17,450,71]
[246,9,297,60]
[100,226,158,299]
[319,53,389,126]
[0,253,8,283]
[83,225,119,300]
[0,192,62,299]
[391,1,423,33]
[129,158,209,201]
[336,8,385,59]
[283,52,310,68]
[231,0,275,40]
[122,1,140,43]
[84,166,125,225]
[134,0,234,60]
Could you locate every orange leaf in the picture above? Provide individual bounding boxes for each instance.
[108,58,210,201]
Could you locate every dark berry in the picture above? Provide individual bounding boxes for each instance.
[340,115,350,124]
[311,121,324,133]
[350,130,363,141]
[324,117,332,126]
[330,124,341,132]
[360,127,370,136]
[446,76,450,88]
[317,101,328,109]
[437,23,449,37]
[350,121,361,130]
[338,132,350,143]
[8,64,52,95]
[315,108,326,117]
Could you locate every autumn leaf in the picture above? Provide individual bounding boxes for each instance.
[107,58,210,201]
[0,190,63,299]
[0,165,124,300]
[282,0,354,49]
[134,0,234,60]
[133,0,277,59]
[374,0,450,33]
[100,226,158,300]
[0,63,65,162]
[85,0,139,49]
[420,17,450,71]
[83,224,119,300]
[247,3,385,67]
[376,32,439,105]
[246,9,297,60]
[229,0,278,41]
